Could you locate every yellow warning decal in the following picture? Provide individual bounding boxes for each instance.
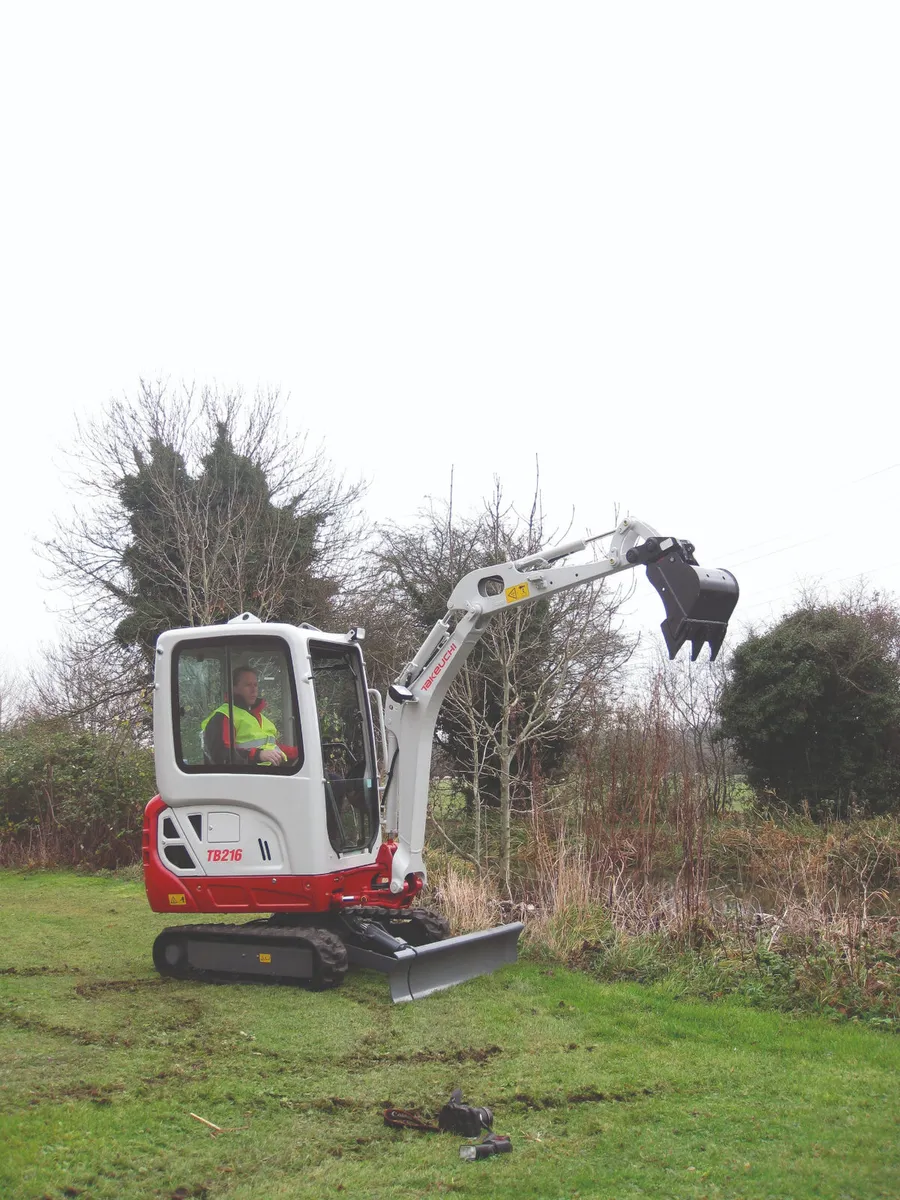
[259,953,272,964]
[505,582,530,604]
[168,893,187,906]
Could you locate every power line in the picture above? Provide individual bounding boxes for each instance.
[830,558,900,590]
[713,462,900,562]
[731,533,829,569]
[738,559,900,615]
[847,462,900,485]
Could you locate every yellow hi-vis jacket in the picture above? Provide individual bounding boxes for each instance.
[200,700,284,765]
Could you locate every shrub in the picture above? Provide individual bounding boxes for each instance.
[0,720,154,867]
[719,605,900,817]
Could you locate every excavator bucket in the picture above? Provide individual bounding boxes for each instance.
[640,539,739,661]
[344,921,524,1003]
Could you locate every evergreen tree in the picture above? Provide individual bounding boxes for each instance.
[46,382,363,694]
[719,603,900,817]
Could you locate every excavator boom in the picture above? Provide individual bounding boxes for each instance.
[382,517,739,896]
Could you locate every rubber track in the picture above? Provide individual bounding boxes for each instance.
[152,923,348,990]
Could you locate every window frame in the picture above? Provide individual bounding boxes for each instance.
[308,638,380,854]
[172,635,304,775]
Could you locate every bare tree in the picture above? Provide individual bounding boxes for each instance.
[656,648,733,815]
[373,479,634,887]
[0,659,25,732]
[42,380,367,713]
[26,634,149,738]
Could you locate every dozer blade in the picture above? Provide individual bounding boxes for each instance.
[344,921,524,1003]
[644,543,739,661]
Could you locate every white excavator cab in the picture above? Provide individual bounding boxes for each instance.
[152,623,384,886]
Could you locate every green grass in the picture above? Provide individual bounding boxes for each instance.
[1,871,898,1200]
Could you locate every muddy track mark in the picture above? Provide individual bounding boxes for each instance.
[27,1081,126,1106]
[0,1004,131,1048]
[513,1086,656,1109]
[75,978,171,999]
[1,965,86,977]
[347,1044,502,1069]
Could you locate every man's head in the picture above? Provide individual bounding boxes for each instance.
[231,667,259,709]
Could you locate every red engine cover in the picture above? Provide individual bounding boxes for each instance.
[142,796,422,915]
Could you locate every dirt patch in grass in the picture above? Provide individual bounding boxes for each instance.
[355,1043,502,1067]
[28,1081,126,1106]
[512,1085,656,1109]
[0,965,86,977]
[74,978,171,999]
[410,1043,501,1064]
[0,1004,131,1047]
[139,1067,210,1087]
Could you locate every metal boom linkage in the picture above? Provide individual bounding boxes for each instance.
[382,517,739,895]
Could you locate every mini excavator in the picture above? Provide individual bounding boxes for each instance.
[144,517,738,1001]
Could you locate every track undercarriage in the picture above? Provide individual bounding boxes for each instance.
[152,908,523,1003]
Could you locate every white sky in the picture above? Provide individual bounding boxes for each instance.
[1,3,899,673]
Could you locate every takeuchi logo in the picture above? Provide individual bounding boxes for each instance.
[421,643,458,692]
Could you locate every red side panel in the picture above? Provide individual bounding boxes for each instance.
[143,795,201,913]
[142,796,423,915]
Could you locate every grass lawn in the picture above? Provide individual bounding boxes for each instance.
[1,870,898,1200]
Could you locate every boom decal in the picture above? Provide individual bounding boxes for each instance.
[420,642,458,693]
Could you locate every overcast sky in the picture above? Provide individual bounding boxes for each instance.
[2,3,898,675]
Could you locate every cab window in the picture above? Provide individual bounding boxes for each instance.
[173,637,302,773]
[309,641,379,853]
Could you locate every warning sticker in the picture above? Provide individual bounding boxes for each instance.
[505,582,530,604]
[168,893,187,906]
[259,953,272,964]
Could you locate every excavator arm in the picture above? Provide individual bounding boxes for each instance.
[382,517,738,894]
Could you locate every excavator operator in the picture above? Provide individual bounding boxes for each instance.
[201,667,293,767]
